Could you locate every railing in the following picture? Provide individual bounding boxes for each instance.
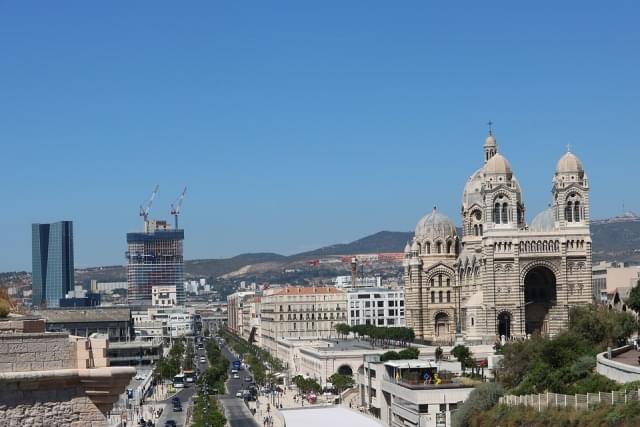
[499,390,640,411]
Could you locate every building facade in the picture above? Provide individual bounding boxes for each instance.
[152,285,177,307]
[32,221,75,308]
[260,287,347,356]
[346,287,405,327]
[227,291,256,336]
[126,220,185,306]
[592,261,640,304]
[405,131,593,343]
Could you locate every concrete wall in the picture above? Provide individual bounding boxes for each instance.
[597,346,640,383]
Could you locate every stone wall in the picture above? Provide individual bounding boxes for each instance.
[0,318,134,427]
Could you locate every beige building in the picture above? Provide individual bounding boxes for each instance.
[260,286,347,356]
[152,285,177,307]
[405,131,593,343]
[592,261,640,304]
[227,291,255,336]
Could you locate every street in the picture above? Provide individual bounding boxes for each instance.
[218,341,259,427]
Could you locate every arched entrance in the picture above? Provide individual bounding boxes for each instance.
[337,365,353,376]
[434,313,450,338]
[524,266,557,335]
[497,312,511,339]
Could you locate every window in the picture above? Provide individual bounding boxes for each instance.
[436,242,442,254]
[574,201,581,222]
[438,291,443,303]
[400,300,404,306]
[438,275,443,287]
[494,203,501,224]
[280,305,283,312]
[430,278,435,287]
[426,242,431,254]
[446,291,451,303]
[440,404,447,412]
[446,278,450,287]
[565,202,573,222]
[471,317,474,326]
[377,319,384,325]
[377,301,384,307]
[431,291,435,303]
[502,203,508,223]
[293,323,296,330]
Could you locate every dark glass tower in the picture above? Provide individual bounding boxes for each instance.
[32,221,75,308]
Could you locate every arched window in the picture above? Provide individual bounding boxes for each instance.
[479,224,483,235]
[438,275,443,287]
[446,278,450,287]
[446,291,451,303]
[565,202,573,222]
[436,242,442,254]
[431,291,435,303]
[447,240,453,253]
[430,278,435,287]
[438,291,443,303]
[474,224,478,236]
[426,242,431,254]
[574,201,581,222]
[494,203,501,224]
[502,203,508,223]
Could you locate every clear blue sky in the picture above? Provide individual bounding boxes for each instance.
[1,1,639,271]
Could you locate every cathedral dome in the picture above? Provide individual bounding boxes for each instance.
[530,206,557,232]
[556,151,584,175]
[462,168,484,209]
[415,208,457,241]
[484,153,512,175]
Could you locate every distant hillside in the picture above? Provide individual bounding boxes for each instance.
[289,231,414,260]
[185,253,287,278]
[57,217,640,283]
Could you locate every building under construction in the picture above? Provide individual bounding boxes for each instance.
[126,187,187,306]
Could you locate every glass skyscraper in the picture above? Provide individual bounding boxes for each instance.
[32,221,75,308]
[126,221,185,306]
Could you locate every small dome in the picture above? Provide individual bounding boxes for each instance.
[462,167,484,209]
[485,153,512,175]
[484,134,497,147]
[411,240,420,252]
[530,207,556,232]
[556,151,584,175]
[404,242,411,253]
[415,208,457,241]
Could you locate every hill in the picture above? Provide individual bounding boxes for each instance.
[289,231,413,260]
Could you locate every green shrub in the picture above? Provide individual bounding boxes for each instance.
[0,299,10,318]
[451,382,504,427]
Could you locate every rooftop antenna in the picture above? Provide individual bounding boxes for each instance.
[170,187,187,229]
[139,185,159,232]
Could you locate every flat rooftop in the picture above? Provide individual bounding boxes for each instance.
[34,307,131,323]
[312,339,404,352]
[280,407,381,427]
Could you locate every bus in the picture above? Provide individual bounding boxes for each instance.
[173,373,186,389]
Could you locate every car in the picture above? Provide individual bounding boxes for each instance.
[233,374,240,379]
[200,357,206,363]
[134,374,146,381]
[165,421,177,427]
[231,369,238,374]
[171,397,180,405]
[235,391,243,398]
[172,401,182,412]
[244,377,252,382]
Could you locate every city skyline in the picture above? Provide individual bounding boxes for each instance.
[2,2,639,271]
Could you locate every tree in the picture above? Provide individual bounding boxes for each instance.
[329,373,354,394]
[0,299,10,318]
[334,323,351,339]
[204,328,210,337]
[435,346,444,362]
[452,345,473,371]
[627,279,640,315]
[398,347,420,359]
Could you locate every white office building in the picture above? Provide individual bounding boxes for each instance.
[347,288,405,327]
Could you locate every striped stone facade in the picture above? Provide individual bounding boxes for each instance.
[405,131,592,343]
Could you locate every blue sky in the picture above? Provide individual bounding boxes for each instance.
[1,1,639,271]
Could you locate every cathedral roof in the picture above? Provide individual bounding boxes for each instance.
[530,206,557,232]
[462,167,484,209]
[415,208,457,241]
[556,151,584,175]
[484,134,497,148]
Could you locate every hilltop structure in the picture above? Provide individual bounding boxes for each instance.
[404,130,592,343]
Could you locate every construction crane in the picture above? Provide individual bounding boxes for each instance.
[170,187,187,229]
[139,185,160,231]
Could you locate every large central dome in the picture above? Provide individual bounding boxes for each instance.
[415,208,457,241]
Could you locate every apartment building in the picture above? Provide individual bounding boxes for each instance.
[260,286,347,355]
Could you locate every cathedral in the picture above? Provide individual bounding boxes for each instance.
[404,129,592,343]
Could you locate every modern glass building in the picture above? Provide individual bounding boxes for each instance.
[32,221,75,308]
[126,224,185,306]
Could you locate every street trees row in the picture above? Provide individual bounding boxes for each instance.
[333,323,416,347]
